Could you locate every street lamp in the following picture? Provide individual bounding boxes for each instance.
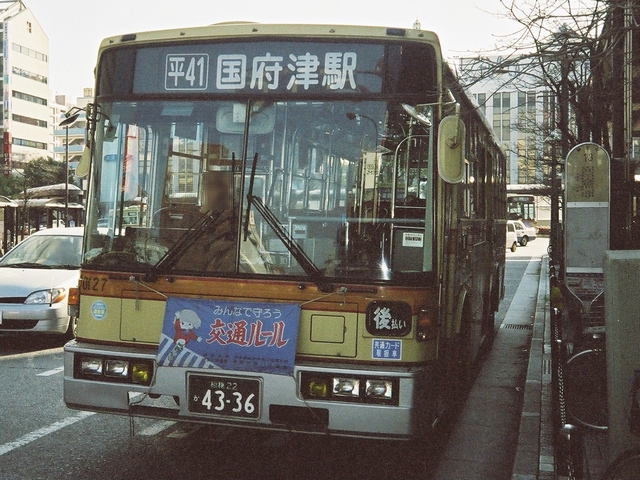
[59,110,81,227]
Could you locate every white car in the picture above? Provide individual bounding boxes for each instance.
[512,219,537,246]
[506,221,518,252]
[0,227,83,336]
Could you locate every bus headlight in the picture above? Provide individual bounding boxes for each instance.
[365,379,393,399]
[80,356,103,375]
[104,359,129,378]
[333,378,360,397]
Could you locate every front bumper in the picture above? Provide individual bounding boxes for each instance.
[64,340,432,440]
[0,302,70,334]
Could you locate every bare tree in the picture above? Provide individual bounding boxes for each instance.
[458,0,612,149]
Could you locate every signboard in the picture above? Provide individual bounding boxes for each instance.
[2,131,11,175]
[157,297,301,376]
[365,301,411,336]
[99,40,437,98]
[133,42,383,95]
[565,142,610,204]
[564,142,610,308]
[372,339,402,360]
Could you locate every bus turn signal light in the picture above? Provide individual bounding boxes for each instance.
[417,307,438,341]
[68,287,80,318]
[68,287,80,305]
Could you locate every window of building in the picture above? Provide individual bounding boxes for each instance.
[13,137,47,150]
[27,21,31,33]
[12,66,48,84]
[517,91,538,183]
[475,92,487,116]
[12,90,48,106]
[492,92,511,154]
[12,43,47,62]
[12,113,47,128]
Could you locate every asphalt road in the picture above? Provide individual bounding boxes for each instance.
[0,238,547,480]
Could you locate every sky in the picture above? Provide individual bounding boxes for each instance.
[23,0,520,100]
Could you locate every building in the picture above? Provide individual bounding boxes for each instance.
[458,56,556,187]
[0,0,51,171]
[52,88,92,173]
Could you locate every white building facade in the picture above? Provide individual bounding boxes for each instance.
[52,88,92,173]
[458,56,553,186]
[0,0,50,171]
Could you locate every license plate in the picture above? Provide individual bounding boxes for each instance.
[188,374,260,419]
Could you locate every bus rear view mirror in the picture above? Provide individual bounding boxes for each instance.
[437,115,465,184]
[75,146,92,178]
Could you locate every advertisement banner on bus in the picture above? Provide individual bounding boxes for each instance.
[156,297,301,375]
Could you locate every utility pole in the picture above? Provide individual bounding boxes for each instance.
[550,32,571,269]
[610,0,627,248]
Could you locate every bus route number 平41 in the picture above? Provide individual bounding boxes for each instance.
[165,54,209,90]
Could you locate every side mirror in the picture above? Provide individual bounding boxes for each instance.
[75,146,91,178]
[437,114,465,184]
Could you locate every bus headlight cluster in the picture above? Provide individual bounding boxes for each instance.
[75,354,153,386]
[301,372,398,405]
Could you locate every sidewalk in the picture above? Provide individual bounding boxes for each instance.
[510,255,554,480]
[431,254,552,480]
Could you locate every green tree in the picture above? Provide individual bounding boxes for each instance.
[0,172,24,197]
[22,157,67,188]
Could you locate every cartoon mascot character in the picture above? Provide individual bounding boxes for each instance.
[166,309,203,364]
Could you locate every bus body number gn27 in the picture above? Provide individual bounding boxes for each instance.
[188,375,260,419]
[165,54,209,90]
[80,276,107,292]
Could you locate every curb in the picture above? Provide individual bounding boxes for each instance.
[512,255,554,480]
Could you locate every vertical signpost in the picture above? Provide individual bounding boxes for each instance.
[2,131,11,176]
[563,142,610,336]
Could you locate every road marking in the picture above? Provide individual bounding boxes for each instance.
[0,347,64,361]
[36,366,64,377]
[137,420,176,436]
[0,411,95,457]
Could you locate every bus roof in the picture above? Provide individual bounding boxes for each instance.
[98,23,442,53]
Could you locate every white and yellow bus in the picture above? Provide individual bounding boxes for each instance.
[64,23,507,451]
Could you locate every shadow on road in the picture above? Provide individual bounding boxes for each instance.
[0,332,68,356]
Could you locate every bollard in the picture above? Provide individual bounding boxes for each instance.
[556,424,584,479]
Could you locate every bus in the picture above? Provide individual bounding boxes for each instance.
[63,23,507,450]
[507,185,552,233]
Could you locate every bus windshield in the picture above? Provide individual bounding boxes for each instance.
[84,99,433,283]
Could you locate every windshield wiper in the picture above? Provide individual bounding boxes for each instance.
[248,195,333,292]
[244,152,333,292]
[153,210,224,272]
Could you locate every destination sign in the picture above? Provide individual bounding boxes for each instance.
[99,41,437,97]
